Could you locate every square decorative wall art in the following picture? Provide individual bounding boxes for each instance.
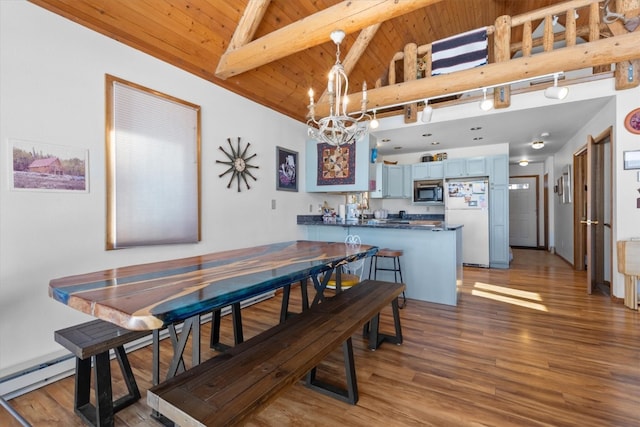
[276,146,298,191]
[317,143,356,186]
[10,139,88,192]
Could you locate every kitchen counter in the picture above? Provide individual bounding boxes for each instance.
[296,215,460,231]
[298,215,462,306]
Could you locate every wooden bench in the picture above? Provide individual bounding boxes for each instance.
[54,319,150,427]
[147,279,405,427]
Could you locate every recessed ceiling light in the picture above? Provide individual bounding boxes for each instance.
[422,133,432,137]
[540,132,550,138]
[381,138,391,143]
[394,146,402,150]
[473,137,483,141]
[431,141,440,145]
[470,127,482,131]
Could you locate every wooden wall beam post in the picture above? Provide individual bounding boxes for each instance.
[403,43,418,123]
[493,15,512,109]
[613,0,640,89]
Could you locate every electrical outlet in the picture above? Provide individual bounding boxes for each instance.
[271,199,276,210]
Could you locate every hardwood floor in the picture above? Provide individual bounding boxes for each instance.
[2,249,639,426]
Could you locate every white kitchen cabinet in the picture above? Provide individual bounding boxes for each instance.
[444,159,465,177]
[403,165,412,198]
[412,161,444,180]
[444,157,486,178]
[370,163,408,199]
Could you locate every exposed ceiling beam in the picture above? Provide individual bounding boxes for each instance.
[215,0,441,79]
[227,0,272,51]
[312,30,640,117]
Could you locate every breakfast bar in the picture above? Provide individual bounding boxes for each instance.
[298,216,463,306]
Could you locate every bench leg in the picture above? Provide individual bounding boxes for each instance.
[74,352,114,427]
[367,298,403,350]
[305,338,359,404]
[74,347,142,427]
[113,346,141,411]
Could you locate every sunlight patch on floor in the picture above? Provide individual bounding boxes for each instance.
[472,282,548,311]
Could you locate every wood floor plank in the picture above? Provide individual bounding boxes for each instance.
[1,249,639,426]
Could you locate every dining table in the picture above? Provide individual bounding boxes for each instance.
[49,240,378,384]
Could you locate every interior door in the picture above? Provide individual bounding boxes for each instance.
[509,176,538,247]
[575,128,611,295]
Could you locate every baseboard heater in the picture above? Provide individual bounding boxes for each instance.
[0,292,274,400]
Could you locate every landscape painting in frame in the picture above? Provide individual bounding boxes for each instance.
[10,139,88,192]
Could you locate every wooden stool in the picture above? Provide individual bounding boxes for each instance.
[369,248,406,308]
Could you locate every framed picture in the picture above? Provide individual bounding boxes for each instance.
[9,139,88,192]
[624,108,640,135]
[276,146,298,191]
[623,150,640,170]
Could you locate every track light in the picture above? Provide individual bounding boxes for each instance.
[479,88,493,111]
[544,73,568,99]
[421,101,433,123]
[519,159,529,166]
[370,109,379,129]
[532,140,544,149]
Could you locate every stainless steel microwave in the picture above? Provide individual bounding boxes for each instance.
[414,180,444,203]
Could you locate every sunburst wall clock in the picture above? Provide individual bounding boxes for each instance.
[216,137,258,192]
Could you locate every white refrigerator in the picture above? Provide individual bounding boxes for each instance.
[445,178,490,267]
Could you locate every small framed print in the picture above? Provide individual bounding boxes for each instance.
[624,108,640,135]
[276,146,298,191]
[623,150,640,170]
[10,139,88,192]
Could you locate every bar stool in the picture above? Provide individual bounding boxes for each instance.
[369,248,406,308]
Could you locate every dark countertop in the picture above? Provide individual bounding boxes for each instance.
[297,215,462,231]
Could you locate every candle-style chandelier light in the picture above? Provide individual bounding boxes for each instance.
[307,30,370,146]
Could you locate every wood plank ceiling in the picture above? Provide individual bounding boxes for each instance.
[29,0,581,122]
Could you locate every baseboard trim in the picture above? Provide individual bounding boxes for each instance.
[0,292,273,400]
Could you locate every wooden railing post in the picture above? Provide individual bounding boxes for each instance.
[403,42,418,123]
[493,15,511,109]
[613,0,640,88]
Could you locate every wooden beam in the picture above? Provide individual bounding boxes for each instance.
[312,30,640,117]
[611,0,640,89]
[227,0,272,51]
[215,0,441,79]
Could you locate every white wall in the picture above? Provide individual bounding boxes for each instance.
[0,1,336,376]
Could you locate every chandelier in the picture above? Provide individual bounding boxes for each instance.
[307,30,370,146]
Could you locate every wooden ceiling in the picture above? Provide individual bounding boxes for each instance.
[26,0,628,122]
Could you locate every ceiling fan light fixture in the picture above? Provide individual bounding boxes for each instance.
[532,140,544,149]
[479,88,493,111]
[544,73,568,100]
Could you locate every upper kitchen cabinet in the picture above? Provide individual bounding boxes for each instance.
[412,161,444,180]
[305,135,375,192]
[370,163,409,199]
[444,157,486,178]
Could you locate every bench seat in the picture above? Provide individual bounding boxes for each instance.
[147,279,405,427]
[55,319,150,427]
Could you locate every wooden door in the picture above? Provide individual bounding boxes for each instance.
[574,128,612,295]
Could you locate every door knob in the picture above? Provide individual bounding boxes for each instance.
[580,219,599,225]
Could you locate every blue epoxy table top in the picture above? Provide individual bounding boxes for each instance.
[49,240,378,330]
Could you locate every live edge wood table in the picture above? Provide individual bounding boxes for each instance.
[49,240,378,387]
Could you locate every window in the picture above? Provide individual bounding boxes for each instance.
[106,75,201,249]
